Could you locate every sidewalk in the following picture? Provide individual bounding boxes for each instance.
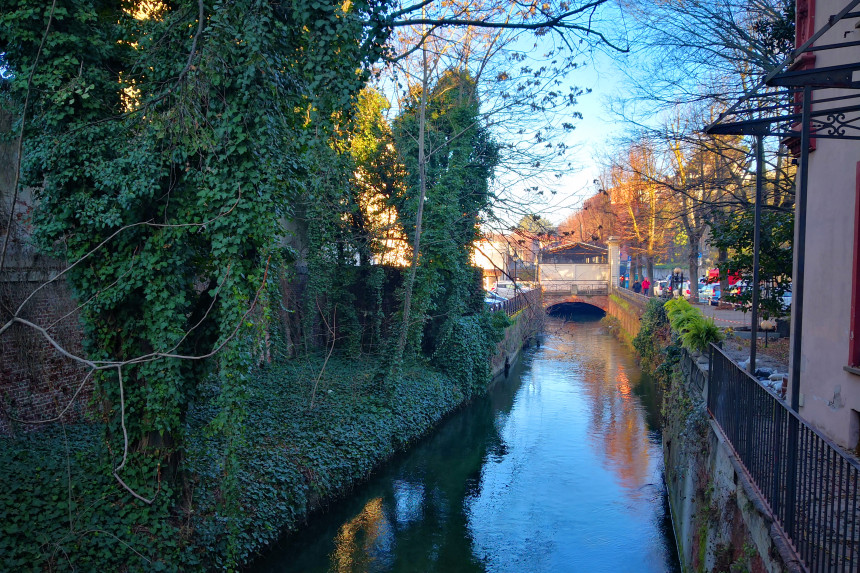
[692,301,753,328]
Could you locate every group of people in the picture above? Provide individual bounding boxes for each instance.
[619,276,651,294]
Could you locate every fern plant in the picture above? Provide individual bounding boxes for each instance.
[680,317,724,353]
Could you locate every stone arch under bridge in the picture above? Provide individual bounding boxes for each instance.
[543,294,609,313]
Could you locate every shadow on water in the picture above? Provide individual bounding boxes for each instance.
[252,312,680,573]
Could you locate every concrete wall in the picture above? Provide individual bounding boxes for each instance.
[539,263,609,281]
[793,0,860,449]
[606,286,649,340]
[665,355,800,573]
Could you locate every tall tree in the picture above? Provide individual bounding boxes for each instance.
[392,67,500,363]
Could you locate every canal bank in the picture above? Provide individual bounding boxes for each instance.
[202,296,545,569]
[627,299,799,573]
[0,296,543,572]
[253,313,679,572]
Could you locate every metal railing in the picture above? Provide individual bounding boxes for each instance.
[487,289,539,316]
[540,279,609,295]
[709,344,860,572]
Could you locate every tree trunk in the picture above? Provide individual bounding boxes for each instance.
[392,37,430,375]
[718,247,729,297]
[645,257,655,296]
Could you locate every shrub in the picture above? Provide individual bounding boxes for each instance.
[664,299,724,353]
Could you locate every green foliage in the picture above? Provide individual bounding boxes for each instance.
[392,69,501,358]
[664,298,724,353]
[708,207,793,318]
[431,311,510,398]
[680,317,724,354]
[0,426,182,572]
[182,355,469,568]
[632,297,669,370]
[517,214,555,235]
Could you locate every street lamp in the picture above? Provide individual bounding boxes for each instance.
[673,267,684,297]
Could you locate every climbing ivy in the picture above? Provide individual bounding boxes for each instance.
[1,0,514,569]
[432,310,510,398]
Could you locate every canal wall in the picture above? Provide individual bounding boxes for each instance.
[606,286,649,341]
[490,293,544,378]
[665,351,799,573]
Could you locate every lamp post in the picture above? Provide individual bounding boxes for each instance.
[672,267,685,297]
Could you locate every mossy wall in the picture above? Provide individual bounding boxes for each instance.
[607,288,648,340]
[663,357,798,573]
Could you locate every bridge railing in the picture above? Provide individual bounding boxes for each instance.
[540,279,608,295]
[612,285,651,307]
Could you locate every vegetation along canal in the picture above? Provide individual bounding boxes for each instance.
[254,308,680,572]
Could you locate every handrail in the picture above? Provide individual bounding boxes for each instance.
[708,343,860,571]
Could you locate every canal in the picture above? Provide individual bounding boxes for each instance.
[254,310,680,572]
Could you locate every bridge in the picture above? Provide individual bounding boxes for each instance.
[537,240,649,335]
[539,241,612,312]
[542,280,610,311]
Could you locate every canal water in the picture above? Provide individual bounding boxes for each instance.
[254,311,680,572]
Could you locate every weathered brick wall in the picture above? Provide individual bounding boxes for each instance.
[1,109,92,434]
[0,278,92,435]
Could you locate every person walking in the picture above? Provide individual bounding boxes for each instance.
[632,281,642,293]
[641,277,651,295]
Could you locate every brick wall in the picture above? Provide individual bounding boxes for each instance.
[0,278,92,435]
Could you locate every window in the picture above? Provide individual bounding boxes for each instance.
[850,161,860,366]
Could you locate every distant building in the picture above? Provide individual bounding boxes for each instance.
[538,242,609,294]
[472,232,542,290]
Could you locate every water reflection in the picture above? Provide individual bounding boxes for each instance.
[254,315,679,573]
[331,498,392,572]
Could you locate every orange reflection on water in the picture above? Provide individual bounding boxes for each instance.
[330,497,391,572]
[577,338,653,497]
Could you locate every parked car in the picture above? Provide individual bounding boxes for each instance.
[654,280,668,296]
[484,291,508,306]
[492,281,530,299]
[699,284,721,306]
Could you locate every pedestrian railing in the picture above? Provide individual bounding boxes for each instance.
[487,289,539,316]
[708,344,860,572]
[541,279,609,295]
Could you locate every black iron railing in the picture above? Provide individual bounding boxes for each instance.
[709,344,860,572]
[487,289,538,316]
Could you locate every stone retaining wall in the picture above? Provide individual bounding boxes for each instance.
[665,352,799,573]
[606,286,650,340]
[490,294,544,379]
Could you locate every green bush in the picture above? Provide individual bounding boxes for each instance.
[663,298,724,353]
[431,311,510,399]
[633,297,669,369]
